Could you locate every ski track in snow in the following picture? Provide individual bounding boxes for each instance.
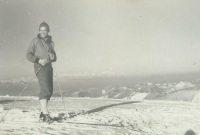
[0,98,199,135]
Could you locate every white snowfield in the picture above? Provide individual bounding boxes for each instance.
[169,81,195,92]
[0,97,199,135]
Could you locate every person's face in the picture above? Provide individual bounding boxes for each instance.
[39,27,49,38]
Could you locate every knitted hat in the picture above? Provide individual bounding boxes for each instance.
[39,22,50,32]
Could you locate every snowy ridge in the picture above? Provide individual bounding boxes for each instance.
[0,77,37,83]
[0,76,199,100]
[57,71,126,78]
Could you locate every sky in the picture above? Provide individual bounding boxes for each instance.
[1,0,200,79]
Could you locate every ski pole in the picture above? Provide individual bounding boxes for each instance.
[0,66,42,123]
[53,63,69,117]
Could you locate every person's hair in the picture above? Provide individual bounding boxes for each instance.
[39,22,50,32]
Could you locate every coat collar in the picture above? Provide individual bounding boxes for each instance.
[37,34,52,44]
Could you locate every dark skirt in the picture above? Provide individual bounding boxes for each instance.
[34,63,53,100]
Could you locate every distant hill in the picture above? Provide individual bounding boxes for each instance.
[155,90,198,101]
[0,77,199,101]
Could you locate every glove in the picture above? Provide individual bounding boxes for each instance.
[47,53,55,60]
[39,59,48,66]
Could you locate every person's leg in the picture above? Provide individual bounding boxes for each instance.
[40,99,53,122]
[46,100,49,113]
[40,99,48,114]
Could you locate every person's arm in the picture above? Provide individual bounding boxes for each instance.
[26,39,39,63]
[51,50,57,62]
[48,42,57,62]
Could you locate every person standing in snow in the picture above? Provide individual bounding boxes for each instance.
[26,22,57,123]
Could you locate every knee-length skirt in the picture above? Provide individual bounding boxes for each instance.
[34,63,53,100]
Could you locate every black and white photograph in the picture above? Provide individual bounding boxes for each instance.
[0,0,200,134]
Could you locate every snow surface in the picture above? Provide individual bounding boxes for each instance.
[0,97,199,135]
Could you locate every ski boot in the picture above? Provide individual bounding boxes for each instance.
[39,112,44,122]
[39,112,54,124]
[43,114,54,124]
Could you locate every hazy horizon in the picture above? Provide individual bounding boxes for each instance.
[1,71,200,85]
[1,0,200,79]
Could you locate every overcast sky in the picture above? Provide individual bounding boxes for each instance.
[1,0,200,79]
